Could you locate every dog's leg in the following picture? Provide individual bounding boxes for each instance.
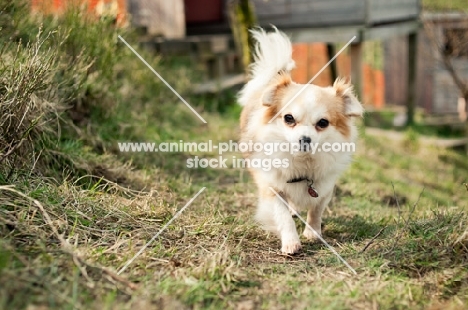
[303,207,323,240]
[288,202,299,217]
[256,193,301,254]
[303,193,332,240]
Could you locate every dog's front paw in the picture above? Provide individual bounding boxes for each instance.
[281,240,302,254]
[303,227,321,240]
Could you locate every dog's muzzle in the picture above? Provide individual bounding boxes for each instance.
[299,136,311,151]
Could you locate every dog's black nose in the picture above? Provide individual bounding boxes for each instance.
[299,136,311,144]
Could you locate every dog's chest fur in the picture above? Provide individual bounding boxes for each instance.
[249,150,351,210]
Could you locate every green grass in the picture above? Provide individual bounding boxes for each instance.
[423,0,468,11]
[365,109,466,139]
[3,113,467,309]
[0,1,468,309]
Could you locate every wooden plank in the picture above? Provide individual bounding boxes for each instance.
[383,36,408,107]
[433,71,464,114]
[252,0,365,28]
[351,43,363,100]
[286,27,360,43]
[253,0,288,16]
[193,74,247,94]
[417,29,434,113]
[433,56,468,114]
[368,0,420,25]
[290,0,363,15]
[128,0,185,38]
[252,0,420,29]
[362,20,420,41]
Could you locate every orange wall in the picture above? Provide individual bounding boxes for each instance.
[31,0,126,24]
[291,43,385,108]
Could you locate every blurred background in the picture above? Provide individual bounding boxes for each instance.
[31,0,468,143]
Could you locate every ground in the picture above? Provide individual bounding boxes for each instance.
[2,111,467,309]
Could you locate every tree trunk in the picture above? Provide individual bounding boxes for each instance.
[228,0,257,72]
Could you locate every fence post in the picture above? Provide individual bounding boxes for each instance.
[407,32,418,126]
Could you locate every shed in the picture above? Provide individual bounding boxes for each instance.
[186,0,420,39]
[385,12,468,115]
[184,0,421,118]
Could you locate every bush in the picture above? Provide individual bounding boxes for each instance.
[0,32,61,175]
[0,0,205,182]
[0,0,128,179]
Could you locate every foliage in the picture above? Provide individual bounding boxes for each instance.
[423,0,468,12]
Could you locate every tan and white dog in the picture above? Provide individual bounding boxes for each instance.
[238,28,363,254]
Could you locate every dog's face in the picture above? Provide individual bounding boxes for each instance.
[259,74,363,152]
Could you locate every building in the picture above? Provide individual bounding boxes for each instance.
[386,12,468,116]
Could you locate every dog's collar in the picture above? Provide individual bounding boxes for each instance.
[286,177,319,198]
[287,177,311,183]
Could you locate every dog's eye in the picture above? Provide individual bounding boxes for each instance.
[316,118,329,129]
[284,114,295,125]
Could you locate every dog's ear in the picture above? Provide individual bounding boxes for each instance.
[262,73,292,107]
[262,84,277,107]
[333,78,364,117]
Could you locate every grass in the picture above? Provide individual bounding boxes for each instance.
[0,1,468,309]
[2,103,467,309]
[365,108,466,139]
[423,0,468,12]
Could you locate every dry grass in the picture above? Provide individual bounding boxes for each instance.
[0,173,174,308]
[0,31,61,173]
[1,132,467,309]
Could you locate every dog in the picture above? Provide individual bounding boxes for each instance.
[238,28,363,254]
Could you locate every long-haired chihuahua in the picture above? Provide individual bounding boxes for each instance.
[238,28,363,254]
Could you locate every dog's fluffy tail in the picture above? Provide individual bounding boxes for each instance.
[238,28,295,106]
